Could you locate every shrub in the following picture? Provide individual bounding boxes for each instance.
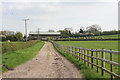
[2,40,39,54]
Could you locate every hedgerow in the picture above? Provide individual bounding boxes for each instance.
[2,40,40,54]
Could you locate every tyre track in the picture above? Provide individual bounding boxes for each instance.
[2,42,84,78]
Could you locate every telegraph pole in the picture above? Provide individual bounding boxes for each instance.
[22,18,29,41]
[37,28,40,40]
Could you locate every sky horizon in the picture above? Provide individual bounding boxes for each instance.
[1,0,119,35]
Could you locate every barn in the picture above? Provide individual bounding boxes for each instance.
[29,31,61,40]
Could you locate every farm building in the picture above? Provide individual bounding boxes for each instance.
[0,35,6,41]
[29,31,61,40]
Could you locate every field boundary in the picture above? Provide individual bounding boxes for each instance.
[2,40,40,54]
[53,39,120,41]
[51,41,120,79]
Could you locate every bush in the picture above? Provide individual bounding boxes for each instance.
[2,40,39,54]
[16,32,23,41]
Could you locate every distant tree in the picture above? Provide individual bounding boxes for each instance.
[118,30,120,34]
[0,30,14,35]
[86,24,102,35]
[23,35,26,41]
[16,32,23,41]
[58,29,70,38]
[79,29,84,33]
[79,26,85,33]
[64,28,73,37]
[68,31,71,37]
[0,30,16,41]
[1,35,6,41]
[64,28,73,32]
[102,30,118,35]
[48,29,55,32]
[6,35,16,41]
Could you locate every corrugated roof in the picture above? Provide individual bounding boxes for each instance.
[29,31,61,35]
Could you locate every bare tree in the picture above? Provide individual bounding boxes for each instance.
[86,24,102,34]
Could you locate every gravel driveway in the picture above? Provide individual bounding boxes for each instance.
[2,42,84,78]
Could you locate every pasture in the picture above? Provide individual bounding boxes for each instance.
[93,34,119,39]
[56,41,118,51]
[55,41,119,78]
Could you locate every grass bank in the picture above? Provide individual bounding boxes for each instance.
[2,41,44,72]
[52,42,107,80]
[2,40,40,54]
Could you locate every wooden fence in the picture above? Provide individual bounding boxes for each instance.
[51,41,120,79]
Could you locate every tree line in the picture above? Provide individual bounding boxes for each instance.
[0,24,119,41]
[58,24,119,38]
[0,31,23,41]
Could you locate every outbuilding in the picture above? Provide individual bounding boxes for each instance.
[29,31,61,40]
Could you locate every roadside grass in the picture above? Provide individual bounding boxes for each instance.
[53,41,119,79]
[2,41,44,72]
[52,42,106,80]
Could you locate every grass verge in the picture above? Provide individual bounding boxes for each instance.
[2,41,44,72]
[52,42,107,80]
[2,40,40,54]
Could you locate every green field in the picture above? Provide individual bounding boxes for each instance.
[55,41,119,78]
[56,41,118,51]
[2,41,44,72]
[93,34,119,39]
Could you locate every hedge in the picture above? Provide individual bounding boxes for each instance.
[2,40,40,54]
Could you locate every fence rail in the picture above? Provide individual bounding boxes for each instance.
[51,41,120,79]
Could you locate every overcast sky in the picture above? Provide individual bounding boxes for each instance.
[1,0,119,35]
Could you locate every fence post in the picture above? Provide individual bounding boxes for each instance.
[70,47,72,55]
[110,49,113,80]
[72,47,73,56]
[75,47,77,58]
[84,48,86,64]
[66,46,68,53]
[81,49,83,62]
[65,46,67,53]
[101,48,104,76]
[74,47,76,58]
[91,48,94,68]
[70,46,71,54]
[87,49,89,67]
[77,48,79,60]
[79,48,81,61]
[68,46,70,54]
[96,49,99,72]
[67,46,69,53]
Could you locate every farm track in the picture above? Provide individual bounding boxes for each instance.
[2,42,83,78]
